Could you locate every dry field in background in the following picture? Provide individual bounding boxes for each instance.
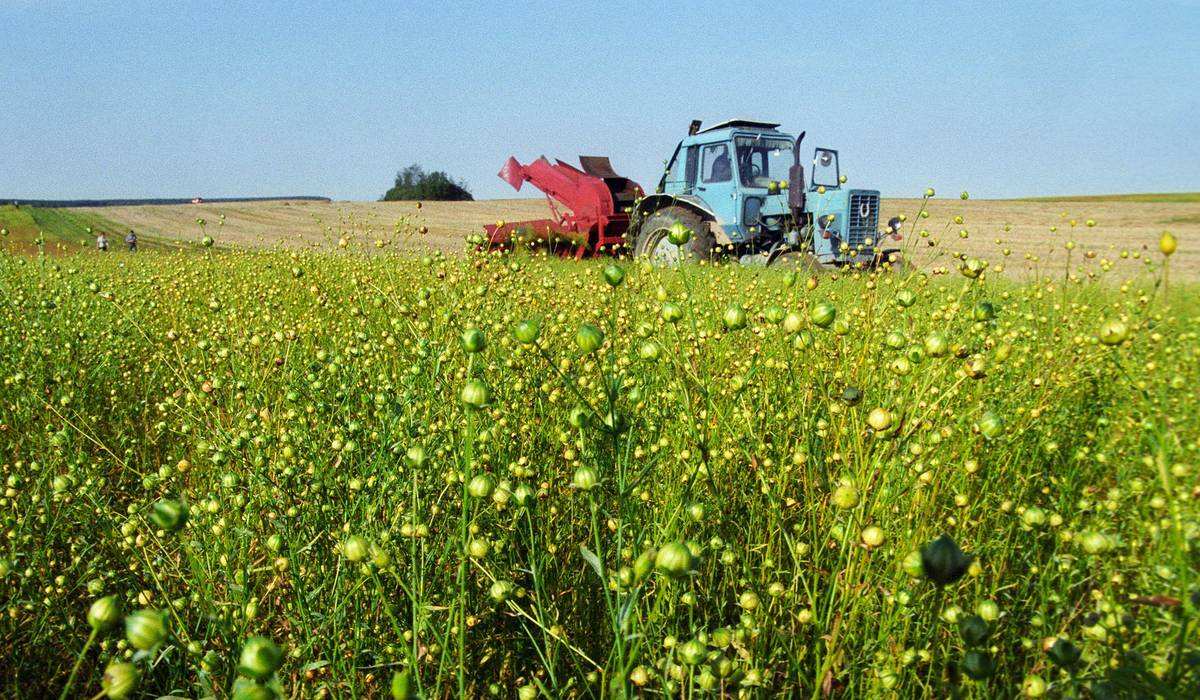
[75,196,1200,278]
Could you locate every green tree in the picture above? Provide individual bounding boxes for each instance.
[382,164,473,202]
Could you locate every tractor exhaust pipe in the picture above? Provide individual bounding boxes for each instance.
[788,131,807,224]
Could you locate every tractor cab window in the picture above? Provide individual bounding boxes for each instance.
[663,147,685,188]
[812,148,840,188]
[735,136,793,188]
[700,143,732,183]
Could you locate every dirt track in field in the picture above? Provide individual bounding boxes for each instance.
[74,196,1200,278]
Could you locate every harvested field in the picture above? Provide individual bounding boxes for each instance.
[73,196,1200,278]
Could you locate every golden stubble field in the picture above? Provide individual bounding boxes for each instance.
[75,196,1200,278]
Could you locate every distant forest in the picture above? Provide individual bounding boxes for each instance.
[383,165,473,201]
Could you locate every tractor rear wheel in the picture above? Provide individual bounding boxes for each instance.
[634,206,715,263]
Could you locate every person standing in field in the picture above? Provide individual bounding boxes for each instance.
[96,232,109,251]
[125,230,138,251]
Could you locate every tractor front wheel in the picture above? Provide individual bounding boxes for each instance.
[634,207,715,263]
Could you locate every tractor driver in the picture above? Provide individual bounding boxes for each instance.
[710,152,731,181]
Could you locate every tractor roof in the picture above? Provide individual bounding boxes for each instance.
[697,119,781,134]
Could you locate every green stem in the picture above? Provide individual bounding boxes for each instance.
[59,627,98,700]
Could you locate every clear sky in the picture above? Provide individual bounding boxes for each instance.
[1,1,1196,200]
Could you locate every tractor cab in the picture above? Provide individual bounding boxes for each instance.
[644,119,897,266]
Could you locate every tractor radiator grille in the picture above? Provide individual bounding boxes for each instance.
[847,191,880,247]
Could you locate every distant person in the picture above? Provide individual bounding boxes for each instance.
[125,230,138,251]
[96,232,109,252]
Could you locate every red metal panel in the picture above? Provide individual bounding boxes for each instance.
[487,154,641,258]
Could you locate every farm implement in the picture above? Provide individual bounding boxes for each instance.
[482,156,643,260]
[483,119,904,269]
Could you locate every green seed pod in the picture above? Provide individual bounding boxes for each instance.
[661,301,683,323]
[488,580,515,604]
[976,599,1000,622]
[919,534,972,587]
[565,406,592,433]
[831,481,859,509]
[467,474,495,499]
[392,669,416,699]
[959,614,990,647]
[512,484,535,508]
[782,311,803,333]
[513,319,540,344]
[460,378,490,408]
[722,304,747,331]
[1079,530,1111,554]
[633,548,656,581]
[884,331,906,349]
[237,636,283,681]
[667,221,692,245]
[342,535,371,563]
[460,328,487,354]
[739,590,760,611]
[232,684,277,700]
[405,445,426,468]
[1022,674,1047,697]
[764,305,785,324]
[861,526,885,548]
[88,595,122,631]
[1098,319,1128,346]
[924,332,949,357]
[867,407,894,432]
[810,302,837,328]
[602,264,625,287]
[840,386,862,405]
[638,340,660,361]
[201,235,214,248]
[677,639,707,665]
[961,650,995,680]
[972,301,996,321]
[977,410,1005,439]
[901,550,924,577]
[895,289,916,308]
[571,466,599,491]
[1159,231,1176,256]
[149,499,188,532]
[1047,638,1081,669]
[125,609,167,651]
[1021,507,1046,528]
[575,324,604,354]
[960,257,985,278]
[101,662,140,699]
[655,542,693,579]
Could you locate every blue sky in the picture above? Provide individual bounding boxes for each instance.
[1,1,1196,200]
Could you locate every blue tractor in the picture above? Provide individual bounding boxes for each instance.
[632,119,903,269]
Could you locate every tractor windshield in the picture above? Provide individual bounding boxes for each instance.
[735,136,792,189]
[812,148,840,188]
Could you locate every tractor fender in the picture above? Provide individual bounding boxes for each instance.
[636,194,733,247]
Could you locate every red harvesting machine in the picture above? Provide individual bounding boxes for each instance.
[482,156,643,259]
